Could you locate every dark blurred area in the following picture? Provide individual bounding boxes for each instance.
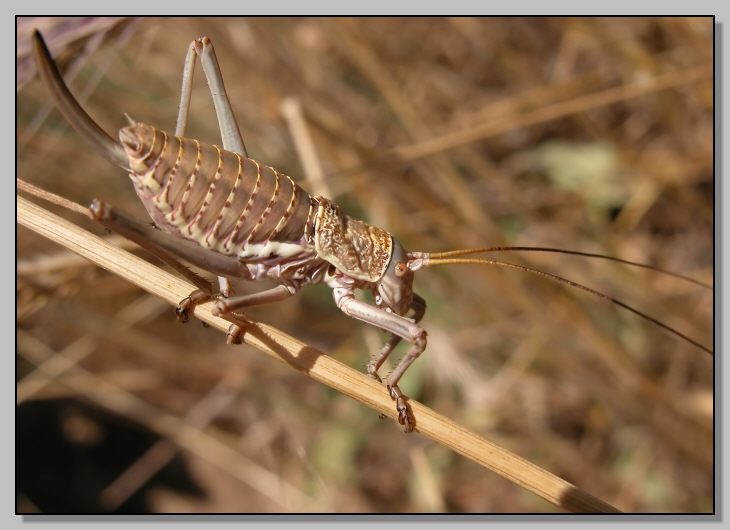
[17,399,205,513]
[17,17,713,513]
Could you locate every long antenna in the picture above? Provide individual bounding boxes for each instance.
[415,256,712,355]
[426,246,711,289]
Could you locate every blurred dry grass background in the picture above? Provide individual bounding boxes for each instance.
[16,16,713,513]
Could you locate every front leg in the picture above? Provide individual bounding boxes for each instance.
[333,285,427,433]
[366,293,426,381]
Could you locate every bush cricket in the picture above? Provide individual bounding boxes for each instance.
[30,29,712,433]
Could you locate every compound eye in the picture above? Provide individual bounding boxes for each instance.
[394,262,407,277]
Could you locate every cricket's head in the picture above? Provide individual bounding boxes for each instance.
[375,238,414,316]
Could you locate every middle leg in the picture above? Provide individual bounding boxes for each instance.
[212,283,300,344]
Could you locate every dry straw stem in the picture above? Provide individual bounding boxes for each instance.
[17,193,621,514]
[393,62,713,160]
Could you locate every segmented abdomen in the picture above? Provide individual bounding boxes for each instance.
[121,123,313,259]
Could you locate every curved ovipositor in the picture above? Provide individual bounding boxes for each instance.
[32,30,127,169]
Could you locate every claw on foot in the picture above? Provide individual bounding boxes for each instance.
[388,385,415,433]
[226,323,244,344]
[176,289,211,324]
[395,397,414,433]
[176,297,192,323]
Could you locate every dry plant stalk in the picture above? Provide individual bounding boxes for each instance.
[17,192,620,514]
[393,62,713,160]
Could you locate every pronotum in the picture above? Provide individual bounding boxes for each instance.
[30,29,712,433]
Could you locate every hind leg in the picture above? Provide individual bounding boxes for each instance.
[174,36,248,156]
[89,200,253,339]
[174,36,249,298]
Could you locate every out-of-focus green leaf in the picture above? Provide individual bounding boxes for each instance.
[532,140,626,211]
